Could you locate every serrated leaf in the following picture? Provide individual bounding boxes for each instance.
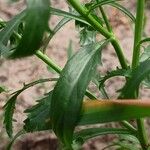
[120,60,150,98]
[50,42,103,148]
[79,28,96,46]
[99,69,131,89]
[24,92,52,132]
[140,45,150,63]
[10,0,50,58]
[3,94,19,138]
[3,78,56,137]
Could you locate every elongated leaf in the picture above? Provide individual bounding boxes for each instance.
[24,92,52,132]
[74,128,130,142]
[3,78,56,137]
[120,59,150,98]
[10,0,50,58]
[109,3,135,22]
[50,42,102,148]
[3,94,19,138]
[90,1,135,22]
[6,130,25,150]
[0,11,25,45]
[79,100,150,125]
[0,11,25,56]
[50,7,90,26]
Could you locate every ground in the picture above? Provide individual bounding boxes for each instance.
[0,0,150,150]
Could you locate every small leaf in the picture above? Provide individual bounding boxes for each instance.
[24,92,53,132]
[3,78,56,137]
[3,94,19,138]
[120,59,150,98]
[0,85,6,93]
[0,11,25,57]
[50,42,103,148]
[6,130,25,150]
[99,69,131,89]
[10,0,50,58]
[140,45,150,62]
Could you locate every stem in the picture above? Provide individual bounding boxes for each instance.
[35,50,97,99]
[67,0,128,69]
[98,5,112,32]
[131,0,149,149]
[132,0,145,69]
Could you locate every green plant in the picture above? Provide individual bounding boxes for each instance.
[1,0,150,149]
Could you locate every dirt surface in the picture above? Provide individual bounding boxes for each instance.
[0,0,150,150]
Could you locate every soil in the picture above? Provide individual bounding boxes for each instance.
[0,0,150,150]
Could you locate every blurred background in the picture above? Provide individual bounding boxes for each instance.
[0,0,150,149]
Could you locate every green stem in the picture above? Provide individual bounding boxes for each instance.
[98,5,112,32]
[67,0,128,69]
[132,0,145,69]
[35,50,97,100]
[131,0,149,149]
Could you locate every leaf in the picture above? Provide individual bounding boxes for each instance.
[6,130,25,150]
[120,60,150,98]
[50,42,103,148]
[79,28,97,46]
[24,92,53,132]
[3,94,19,138]
[99,69,131,89]
[79,100,150,126]
[3,78,56,137]
[67,40,74,59]
[109,2,135,22]
[10,0,50,58]
[50,7,90,26]
[0,85,6,93]
[90,0,135,22]
[0,11,25,57]
[0,11,25,45]
[140,45,150,62]
[74,128,131,142]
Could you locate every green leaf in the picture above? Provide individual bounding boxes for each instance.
[10,0,50,58]
[79,28,97,46]
[6,130,25,150]
[120,59,150,98]
[140,45,150,62]
[3,78,56,137]
[50,42,103,148]
[0,85,6,93]
[3,94,18,138]
[0,11,25,57]
[67,40,74,60]
[24,92,53,132]
[109,2,135,22]
[74,128,131,142]
[50,7,90,26]
[99,69,131,89]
